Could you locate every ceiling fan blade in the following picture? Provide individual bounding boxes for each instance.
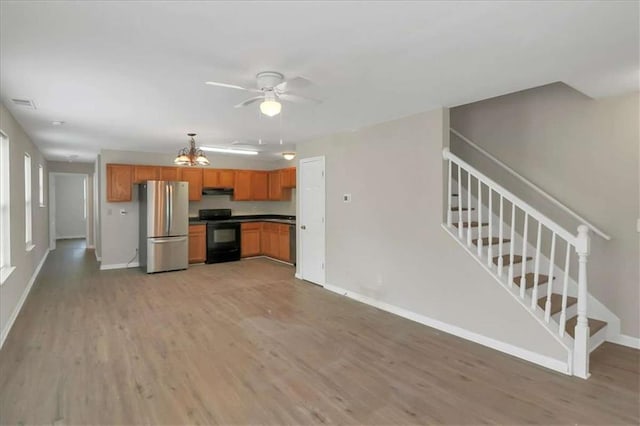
[275,76,313,93]
[205,81,260,92]
[278,93,321,104]
[234,96,264,108]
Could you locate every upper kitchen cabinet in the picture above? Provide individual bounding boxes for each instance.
[233,170,252,200]
[133,165,160,183]
[282,167,296,188]
[180,168,203,201]
[251,171,269,200]
[160,166,181,181]
[268,170,282,200]
[106,164,133,202]
[203,168,236,188]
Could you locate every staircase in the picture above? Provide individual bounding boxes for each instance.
[442,140,612,379]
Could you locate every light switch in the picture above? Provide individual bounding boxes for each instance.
[343,194,352,203]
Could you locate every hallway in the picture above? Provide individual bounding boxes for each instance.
[0,241,638,425]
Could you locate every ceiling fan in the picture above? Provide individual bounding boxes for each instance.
[205,71,320,117]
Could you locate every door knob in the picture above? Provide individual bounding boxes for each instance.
[301,225,306,230]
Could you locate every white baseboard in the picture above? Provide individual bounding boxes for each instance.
[100,262,139,271]
[0,249,50,350]
[608,334,640,349]
[295,273,302,279]
[323,283,570,375]
[56,235,86,240]
[94,251,101,262]
[86,245,95,249]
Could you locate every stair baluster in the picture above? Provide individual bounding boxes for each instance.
[467,171,472,247]
[544,232,557,322]
[477,180,483,257]
[447,160,452,227]
[508,204,516,288]
[457,165,463,238]
[519,213,529,299]
[498,196,504,277]
[531,222,542,310]
[487,188,493,268]
[559,245,571,337]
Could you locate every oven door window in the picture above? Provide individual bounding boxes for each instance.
[214,228,236,244]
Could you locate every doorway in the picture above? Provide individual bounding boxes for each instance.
[49,172,90,250]
[298,156,325,286]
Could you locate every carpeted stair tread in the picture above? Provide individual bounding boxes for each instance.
[565,316,607,338]
[493,255,532,266]
[537,293,577,315]
[513,272,552,288]
[473,237,510,246]
[453,222,488,228]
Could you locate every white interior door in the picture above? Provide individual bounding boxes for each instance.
[299,156,325,285]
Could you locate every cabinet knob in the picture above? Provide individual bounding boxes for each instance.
[300,225,306,230]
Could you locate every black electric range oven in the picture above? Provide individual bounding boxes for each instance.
[198,209,241,264]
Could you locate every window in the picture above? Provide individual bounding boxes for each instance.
[38,164,45,207]
[0,131,13,283]
[24,153,33,250]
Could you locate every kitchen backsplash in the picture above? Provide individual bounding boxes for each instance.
[188,190,296,217]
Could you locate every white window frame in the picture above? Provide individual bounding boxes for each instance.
[24,153,34,251]
[0,130,14,284]
[38,164,45,207]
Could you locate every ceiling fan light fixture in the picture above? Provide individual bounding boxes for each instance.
[282,152,296,161]
[175,133,210,166]
[260,99,281,117]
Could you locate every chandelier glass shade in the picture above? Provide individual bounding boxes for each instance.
[174,133,210,166]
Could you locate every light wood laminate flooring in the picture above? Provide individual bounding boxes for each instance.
[0,239,638,425]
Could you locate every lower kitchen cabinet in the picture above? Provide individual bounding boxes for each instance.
[241,223,261,257]
[240,222,291,263]
[188,224,206,263]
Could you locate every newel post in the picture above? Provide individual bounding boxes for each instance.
[573,225,591,379]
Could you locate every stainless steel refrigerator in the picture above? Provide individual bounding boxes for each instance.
[139,180,189,273]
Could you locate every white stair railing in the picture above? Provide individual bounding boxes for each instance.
[442,147,592,378]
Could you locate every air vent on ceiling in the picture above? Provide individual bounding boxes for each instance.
[11,98,36,109]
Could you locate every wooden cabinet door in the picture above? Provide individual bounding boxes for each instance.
[260,222,270,255]
[233,170,252,200]
[268,170,282,200]
[268,224,279,258]
[202,169,218,188]
[188,224,206,263]
[160,166,180,181]
[278,224,290,261]
[251,171,269,200]
[133,165,160,183]
[218,169,235,187]
[241,223,261,257]
[180,168,203,201]
[282,167,297,188]
[106,164,133,202]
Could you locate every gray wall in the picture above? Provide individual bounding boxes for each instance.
[450,83,639,338]
[54,174,86,239]
[99,149,294,267]
[295,108,566,363]
[0,104,49,346]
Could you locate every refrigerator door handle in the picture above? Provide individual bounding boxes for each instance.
[165,184,171,235]
[150,237,188,244]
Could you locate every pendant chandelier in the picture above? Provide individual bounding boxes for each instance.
[174,133,210,166]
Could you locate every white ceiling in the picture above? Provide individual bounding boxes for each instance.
[1,1,638,162]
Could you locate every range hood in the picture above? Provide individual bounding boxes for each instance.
[202,187,234,196]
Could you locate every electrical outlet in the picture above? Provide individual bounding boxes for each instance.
[120,209,127,215]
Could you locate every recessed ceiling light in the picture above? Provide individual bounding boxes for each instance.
[200,146,258,156]
[51,121,64,126]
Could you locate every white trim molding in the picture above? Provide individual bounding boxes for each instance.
[608,334,640,350]
[100,261,139,270]
[323,282,571,375]
[0,249,49,349]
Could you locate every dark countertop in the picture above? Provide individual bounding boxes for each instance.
[189,214,296,226]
